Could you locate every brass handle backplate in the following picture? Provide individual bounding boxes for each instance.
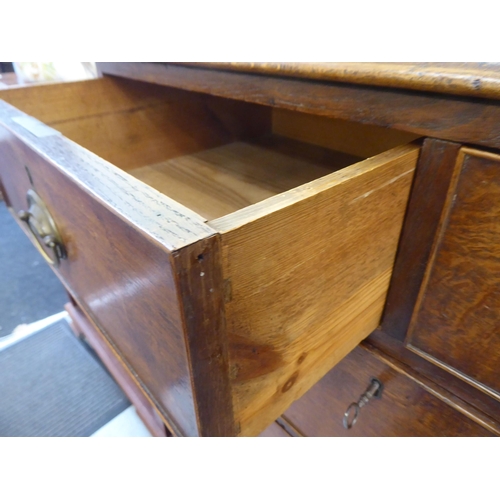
[18,189,67,267]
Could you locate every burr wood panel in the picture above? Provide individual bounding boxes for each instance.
[407,148,500,398]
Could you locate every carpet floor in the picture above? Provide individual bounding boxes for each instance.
[0,318,130,437]
[0,200,68,336]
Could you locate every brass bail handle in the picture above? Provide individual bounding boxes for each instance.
[18,189,67,267]
[343,378,383,430]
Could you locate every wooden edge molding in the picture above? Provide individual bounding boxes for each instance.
[172,235,235,436]
[405,147,467,345]
[381,138,462,341]
[0,99,215,251]
[210,142,420,233]
[366,329,500,429]
[360,342,500,436]
[406,344,500,403]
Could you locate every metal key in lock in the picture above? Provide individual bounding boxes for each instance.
[343,378,383,429]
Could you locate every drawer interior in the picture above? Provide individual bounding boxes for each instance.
[128,135,361,220]
[0,75,422,436]
[0,77,419,435]
[2,76,418,223]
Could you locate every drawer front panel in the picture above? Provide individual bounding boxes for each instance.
[0,110,212,436]
[283,346,493,436]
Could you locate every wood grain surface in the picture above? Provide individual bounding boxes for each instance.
[283,345,494,436]
[367,329,500,429]
[382,139,461,340]
[0,83,420,436]
[0,77,157,122]
[407,148,500,398]
[172,236,234,436]
[0,126,200,435]
[7,65,497,437]
[0,76,271,172]
[97,62,500,150]
[130,136,359,220]
[216,143,419,436]
[182,62,500,100]
[272,108,419,158]
[0,107,237,436]
[0,99,213,250]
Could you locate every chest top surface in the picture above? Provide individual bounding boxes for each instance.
[178,62,500,100]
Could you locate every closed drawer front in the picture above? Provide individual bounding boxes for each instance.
[0,76,419,436]
[282,345,494,436]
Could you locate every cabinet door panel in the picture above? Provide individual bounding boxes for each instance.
[407,148,500,396]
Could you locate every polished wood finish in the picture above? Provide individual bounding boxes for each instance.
[216,144,419,436]
[172,236,234,436]
[377,139,500,431]
[407,148,500,397]
[98,62,500,150]
[0,78,421,436]
[367,329,500,428]
[4,63,500,437]
[0,101,238,436]
[65,302,170,437]
[187,63,500,100]
[130,136,359,220]
[283,345,494,436]
[365,343,500,435]
[382,139,462,340]
[0,125,198,435]
[0,98,213,251]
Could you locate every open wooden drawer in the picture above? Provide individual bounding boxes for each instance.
[0,76,420,436]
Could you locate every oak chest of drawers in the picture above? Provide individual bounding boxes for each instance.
[1,63,499,436]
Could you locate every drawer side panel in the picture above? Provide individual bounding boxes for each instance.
[220,144,419,436]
